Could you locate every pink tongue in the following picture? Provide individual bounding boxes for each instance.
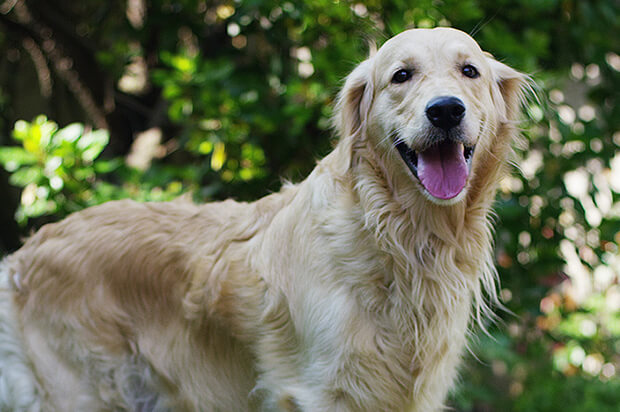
[417,142,468,200]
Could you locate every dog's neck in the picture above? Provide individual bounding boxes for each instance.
[296,138,503,405]
[319,135,502,329]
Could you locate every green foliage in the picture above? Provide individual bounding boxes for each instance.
[0,116,185,225]
[454,331,620,412]
[0,116,109,223]
[144,0,374,200]
[0,0,618,410]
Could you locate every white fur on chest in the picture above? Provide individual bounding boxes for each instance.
[253,180,476,411]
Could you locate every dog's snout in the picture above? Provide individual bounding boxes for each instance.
[425,96,466,130]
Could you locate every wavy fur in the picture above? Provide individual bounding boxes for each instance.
[0,28,525,411]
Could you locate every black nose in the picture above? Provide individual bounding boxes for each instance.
[425,96,466,130]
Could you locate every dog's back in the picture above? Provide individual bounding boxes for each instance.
[2,196,292,410]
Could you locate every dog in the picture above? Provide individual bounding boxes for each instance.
[0,28,526,411]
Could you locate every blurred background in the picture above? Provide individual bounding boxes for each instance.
[0,1,618,410]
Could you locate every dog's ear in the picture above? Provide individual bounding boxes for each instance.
[334,59,374,138]
[487,57,529,122]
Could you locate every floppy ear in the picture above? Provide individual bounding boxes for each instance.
[333,59,374,139]
[487,57,528,122]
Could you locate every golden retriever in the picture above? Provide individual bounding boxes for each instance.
[0,28,526,411]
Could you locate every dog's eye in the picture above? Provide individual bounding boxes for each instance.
[391,69,413,84]
[462,64,480,79]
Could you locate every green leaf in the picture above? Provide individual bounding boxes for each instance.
[94,158,122,173]
[0,147,38,170]
[77,129,109,162]
[9,166,43,187]
[53,123,84,145]
[12,120,31,142]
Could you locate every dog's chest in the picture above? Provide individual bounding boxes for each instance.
[285,256,472,410]
[258,189,481,409]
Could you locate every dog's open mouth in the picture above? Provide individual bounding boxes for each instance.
[396,140,475,200]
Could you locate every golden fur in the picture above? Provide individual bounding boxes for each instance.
[0,28,526,411]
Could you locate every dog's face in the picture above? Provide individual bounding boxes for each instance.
[337,28,524,205]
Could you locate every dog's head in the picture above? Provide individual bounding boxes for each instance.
[336,28,526,205]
